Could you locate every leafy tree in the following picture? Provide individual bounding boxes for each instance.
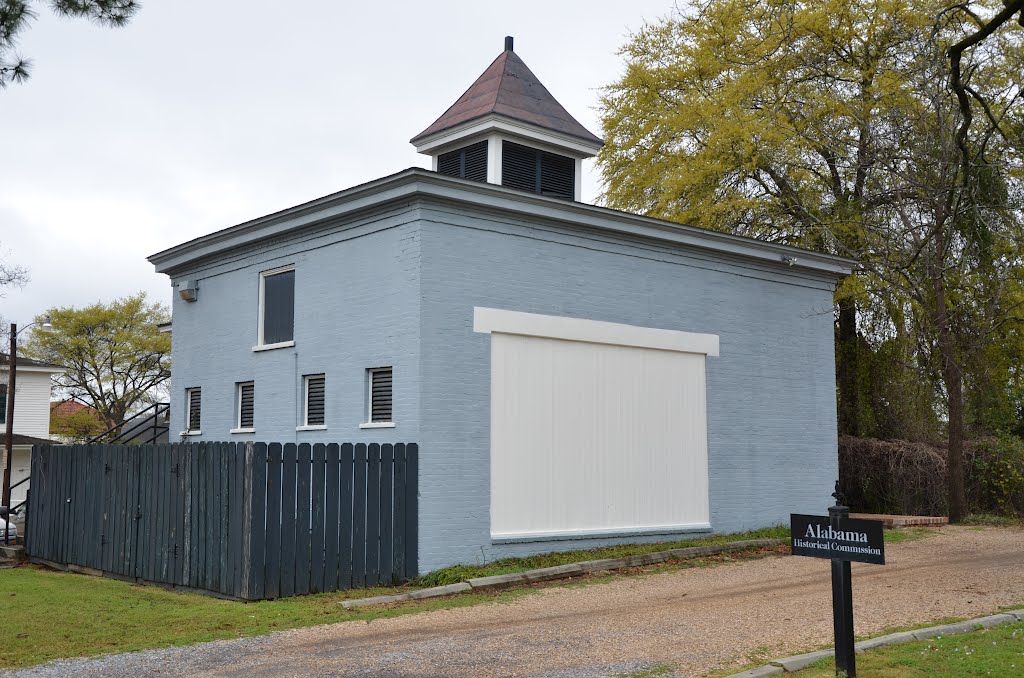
[0,0,139,87]
[49,401,106,441]
[598,0,1024,521]
[22,292,170,430]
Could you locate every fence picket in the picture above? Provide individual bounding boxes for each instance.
[405,444,419,580]
[366,443,381,587]
[323,443,340,591]
[206,443,219,591]
[393,443,406,580]
[265,442,283,599]
[280,443,297,598]
[296,443,312,595]
[311,443,326,594]
[229,443,243,598]
[219,444,231,595]
[352,443,367,589]
[339,443,354,590]
[248,442,268,600]
[380,444,394,585]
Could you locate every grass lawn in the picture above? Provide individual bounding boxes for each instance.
[0,524,938,670]
[0,527,787,670]
[0,565,528,669]
[800,617,1024,677]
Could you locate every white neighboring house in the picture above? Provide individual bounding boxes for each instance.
[1,355,64,510]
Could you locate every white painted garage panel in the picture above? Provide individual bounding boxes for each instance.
[476,308,716,541]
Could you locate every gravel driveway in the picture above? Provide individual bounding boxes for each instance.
[7,525,1024,677]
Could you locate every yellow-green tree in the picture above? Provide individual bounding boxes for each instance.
[22,292,171,431]
[599,0,1024,520]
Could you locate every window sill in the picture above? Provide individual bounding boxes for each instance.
[252,340,295,352]
[296,425,327,431]
[359,422,396,429]
[229,427,255,434]
[179,430,202,437]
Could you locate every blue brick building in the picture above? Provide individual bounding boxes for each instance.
[149,38,853,573]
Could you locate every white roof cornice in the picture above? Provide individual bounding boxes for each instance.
[148,168,855,279]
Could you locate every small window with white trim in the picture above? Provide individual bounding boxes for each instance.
[185,387,201,433]
[303,374,326,427]
[366,367,393,425]
[235,381,255,431]
[257,266,295,348]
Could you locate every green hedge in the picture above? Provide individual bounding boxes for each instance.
[839,434,1024,517]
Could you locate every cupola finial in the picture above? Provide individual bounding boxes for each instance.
[505,36,514,51]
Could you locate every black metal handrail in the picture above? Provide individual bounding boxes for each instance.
[87,402,170,444]
[8,476,29,514]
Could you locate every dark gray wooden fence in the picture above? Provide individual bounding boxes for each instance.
[24,442,418,600]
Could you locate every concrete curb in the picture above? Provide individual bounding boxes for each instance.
[341,537,783,609]
[725,608,1024,676]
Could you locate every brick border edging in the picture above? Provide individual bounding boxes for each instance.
[340,538,783,609]
[726,609,1024,677]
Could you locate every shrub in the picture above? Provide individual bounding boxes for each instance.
[839,434,1024,517]
[970,435,1024,515]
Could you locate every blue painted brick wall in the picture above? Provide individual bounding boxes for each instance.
[416,205,839,571]
[167,208,422,446]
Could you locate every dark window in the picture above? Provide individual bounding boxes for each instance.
[238,382,255,429]
[305,374,325,426]
[261,268,295,345]
[186,387,201,432]
[500,141,575,200]
[0,384,6,425]
[368,367,393,423]
[437,140,488,183]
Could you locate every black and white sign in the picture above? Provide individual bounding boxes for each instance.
[790,514,885,565]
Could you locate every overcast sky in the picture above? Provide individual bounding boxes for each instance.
[1,0,674,326]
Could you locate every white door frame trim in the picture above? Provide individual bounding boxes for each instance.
[473,307,720,356]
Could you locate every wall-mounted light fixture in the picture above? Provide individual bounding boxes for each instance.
[178,279,199,302]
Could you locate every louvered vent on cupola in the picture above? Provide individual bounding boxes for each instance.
[437,140,488,183]
[501,141,575,200]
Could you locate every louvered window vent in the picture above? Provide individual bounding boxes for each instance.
[238,382,255,429]
[501,140,575,200]
[368,367,393,424]
[437,140,488,183]
[186,387,201,432]
[305,374,325,426]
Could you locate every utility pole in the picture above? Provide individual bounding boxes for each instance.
[2,322,17,514]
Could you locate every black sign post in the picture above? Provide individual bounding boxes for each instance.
[791,483,885,678]
[829,501,856,676]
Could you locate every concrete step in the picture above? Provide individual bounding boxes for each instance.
[0,544,25,562]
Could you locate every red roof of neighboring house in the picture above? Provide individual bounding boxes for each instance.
[50,400,100,418]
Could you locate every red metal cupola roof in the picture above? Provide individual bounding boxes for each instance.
[410,38,603,147]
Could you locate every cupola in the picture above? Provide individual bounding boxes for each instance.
[411,37,603,202]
